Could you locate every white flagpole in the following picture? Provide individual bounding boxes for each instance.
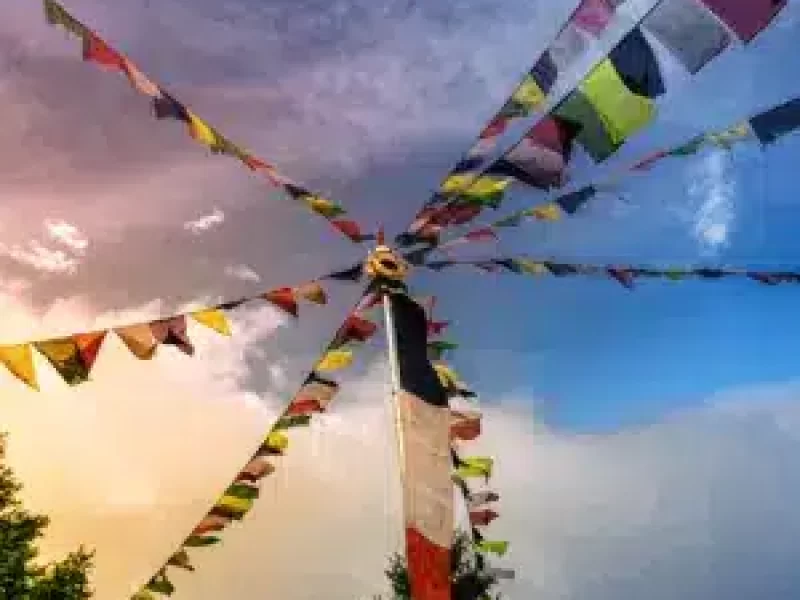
[382,291,406,482]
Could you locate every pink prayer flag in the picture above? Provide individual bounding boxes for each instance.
[572,0,614,36]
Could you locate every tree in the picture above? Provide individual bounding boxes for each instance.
[381,529,502,600]
[0,434,94,599]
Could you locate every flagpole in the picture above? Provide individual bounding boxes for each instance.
[381,291,406,480]
[365,239,409,535]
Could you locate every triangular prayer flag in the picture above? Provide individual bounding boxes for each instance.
[150,316,194,355]
[296,281,327,305]
[152,91,190,122]
[262,431,289,454]
[335,314,378,346]
[516,259,548,275]
[0,344,38,390]
[43,0,85,37]
[428,321,450,336]
[34,338,90,386]
[316,349,354,372]
[455,457,494,479]
[428,340,459,360]
[166,549,194,572]
[469,509,500,527]
[474,540,510,557]
[263,288,298,318]
[305,195,345,218]
[81,31,124,70]
[72,331,106,373]
[191,308,232,336]
[213,495,254,520]
[192,515,230,536]
[325,264,364,282]
[115,324,158,360]
[145,572,175,595]
[183,535,221,547]
[237,457,275,483]
[467,491,500,508]
[450,410,482,441]
[331,219,370,242]
[187,111,222,150]
[274,414,312,430]
[121,57,160,97]
[224,483,260,501]
[528,203,562,221]
[608,268,635,289]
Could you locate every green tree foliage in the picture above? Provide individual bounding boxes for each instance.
[382,530,502,600]
[0,435,94,599]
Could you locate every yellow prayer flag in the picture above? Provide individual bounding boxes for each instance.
[440,174,472,195]
[0,344,38,390]
[466,176,512,198]
[581,59,655,146]
[516,259,548,275]
[115,324,157,360]
[216,494,253,514]
[433,362,461,390]
[191,308,232,336]
[265,431,289,452]
[530,203,561,221]
[511,74,545,111]
[316,349,353,372]
[296,281,327,305]
[187,111,220,148]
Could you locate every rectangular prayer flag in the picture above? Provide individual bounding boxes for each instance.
[390,292,453,600]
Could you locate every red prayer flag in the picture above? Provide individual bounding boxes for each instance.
[81,31,124,70]
[263,288,298,317]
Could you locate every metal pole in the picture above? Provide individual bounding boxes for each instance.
[382,292,406,482]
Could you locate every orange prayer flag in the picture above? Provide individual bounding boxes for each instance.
[263,288,298,317]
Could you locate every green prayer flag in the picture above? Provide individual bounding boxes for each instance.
[427,340,459,360]
[274,414,313,429]
[145,575,175,595]
[183,535,221,547]
[474,540,510,556]
[225,483,260,500]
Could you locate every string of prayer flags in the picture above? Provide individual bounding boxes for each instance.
[422,256,800,289]
[422,96,798,253]
[132,291,376,599]
[421,299,514,584]
[263,281,327,318]
[41,0,371,244]
[398,0,639,244]
[0,276,337,391]
[699,0,786,42]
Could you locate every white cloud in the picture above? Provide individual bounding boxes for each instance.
[224,264,261,283]
[688,150,736,253]
[44,219,89,253]
[184,209,225,235]
[0,278,797,600]
[0,240,80,274]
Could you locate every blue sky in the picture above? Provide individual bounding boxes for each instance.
[415,5,800,431]
[3,1,800,598]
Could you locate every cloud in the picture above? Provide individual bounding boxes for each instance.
[224,264,261,283]
[0,272,798,600]
[45,219,89,253]
[681,149,736,254]
[183,209,225,235]
[0,239,80,274]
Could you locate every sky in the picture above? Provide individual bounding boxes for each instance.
[1,0,800,598]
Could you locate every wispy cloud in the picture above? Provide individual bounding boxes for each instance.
[687,150,736,253]
[224,264,260,283]
[0,240,80,274]
[44,219,89,253]
[183,209,225,235]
